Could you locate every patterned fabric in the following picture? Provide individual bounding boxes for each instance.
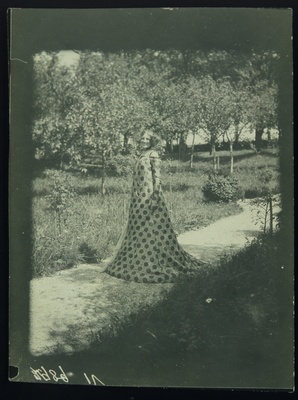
[104,150,204,283]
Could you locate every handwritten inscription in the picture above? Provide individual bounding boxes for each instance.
[84,372,105,386]
[30,366,69,383]
[30,365,105,385]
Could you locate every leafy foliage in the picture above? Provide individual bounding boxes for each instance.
[106,154,135,177]
[33,154,260,277]
[202,172,240,203]
[191,76,234,146]
[33,53,84,168]
[44,169,77,233]
[78,242,98,263]
[32,150,280,277]
[33,49,280,171]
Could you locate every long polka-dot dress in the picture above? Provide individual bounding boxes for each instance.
[104,149,205,283]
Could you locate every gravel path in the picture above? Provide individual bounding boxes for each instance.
[178,199,264,263]
[30,200,277,356]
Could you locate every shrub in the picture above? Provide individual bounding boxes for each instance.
[44,169,77,234]
[202,172,240,203]
[78,241,98,263]
[106,154,134,177]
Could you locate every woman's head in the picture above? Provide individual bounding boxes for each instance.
[138,130,162,151]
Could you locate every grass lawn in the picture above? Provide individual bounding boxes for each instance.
[32,149,279,277]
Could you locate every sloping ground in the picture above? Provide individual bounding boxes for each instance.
[30,200,278,356]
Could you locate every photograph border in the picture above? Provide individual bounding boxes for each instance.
[4,1,295,397]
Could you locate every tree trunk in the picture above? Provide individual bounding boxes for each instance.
[209,143,212,156]
[269,197,273,235]
[255,128,264,152]
[234,124,241,144]
[230,141,234,174]
[267,129,272,141]
[101,152,106,196]
[234,133,240,144]
[178,133,185,161]
[264,200,269,233]
[190,131,195,168]
[59,150,64,171]
[166,138,174,154]
[212,144,216,171]
[57,212,62,235]
[123,132,129,153]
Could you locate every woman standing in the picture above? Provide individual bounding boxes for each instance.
[104,130,205,283]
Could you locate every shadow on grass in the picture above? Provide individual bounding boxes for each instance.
[28,232,293,389]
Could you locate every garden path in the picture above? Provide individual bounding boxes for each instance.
[30,199,278,356]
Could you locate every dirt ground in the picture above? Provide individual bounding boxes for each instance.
[30,199,279,356]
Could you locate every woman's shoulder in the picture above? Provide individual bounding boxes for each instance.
[148,150,159,159]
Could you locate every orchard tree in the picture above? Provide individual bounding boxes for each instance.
[32,49,280,177]
[67,90,122,195]
[234,50,280,87]
[33,50,154,188]
[225,83,253,173]
[128,51,178,146]
[130,55,201,160]
[71,52,153,194]
[183,77,205,166]
[33,52,83,169]
[230,50,279,150]
[157,81,194,159]
[100,51,156,152]
[190,49,280,152]
[249,80,278,151]
[191,76,234,170]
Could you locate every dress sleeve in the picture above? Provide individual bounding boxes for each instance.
[149,151,162,194]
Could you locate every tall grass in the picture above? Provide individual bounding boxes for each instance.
[32,189,131,277]
[32,149,279,277]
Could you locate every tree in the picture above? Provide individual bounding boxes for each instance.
[33,51,154,193]
[70,52,152,194]
[33,52,83,169]
[225,83,252,173]
[191,76,234,170]
[32,49,280,176]
[229,51,279,151]
[158,82,194,160]
[249,80,278,152]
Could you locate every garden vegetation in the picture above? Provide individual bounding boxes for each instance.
[32,149,279,277]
